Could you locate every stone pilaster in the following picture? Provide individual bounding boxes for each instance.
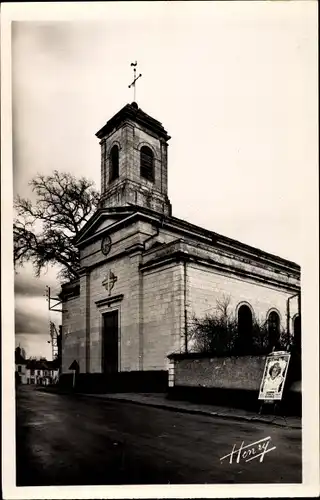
[79,268,91,373]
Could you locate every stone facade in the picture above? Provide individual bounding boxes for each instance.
[61,102,301,377]
[61,212,300,374]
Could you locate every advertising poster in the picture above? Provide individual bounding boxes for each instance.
[258,351,291,401]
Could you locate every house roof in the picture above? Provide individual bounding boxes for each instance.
[26,359,48,370]
[26,358,59,371]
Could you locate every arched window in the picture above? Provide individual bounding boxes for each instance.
[102,142,107,192]
[293,315,301,351]
[237,304,253,353]
[140,146,154,182]
[109,145,119,182]
[267,311,280,350]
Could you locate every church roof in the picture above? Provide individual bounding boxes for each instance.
[74,205,300,274]
[95,102,171,141]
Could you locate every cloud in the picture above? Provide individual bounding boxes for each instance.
[15,307,48,335]
[14,288,61,359]
[15,273,47,297]
[14,265,61,359]
[15,333,52,360]
[14,265,61,298]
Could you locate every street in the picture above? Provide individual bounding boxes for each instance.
[16,386,301,486]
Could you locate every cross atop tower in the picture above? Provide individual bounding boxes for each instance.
[128,61,142,103]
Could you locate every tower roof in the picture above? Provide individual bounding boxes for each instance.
[96,102,170,141]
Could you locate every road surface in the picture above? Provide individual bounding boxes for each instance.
[16,386,301,486]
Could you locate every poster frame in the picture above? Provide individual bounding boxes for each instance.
[258,350,291,401]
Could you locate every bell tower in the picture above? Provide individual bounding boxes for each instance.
[96,102,172,216]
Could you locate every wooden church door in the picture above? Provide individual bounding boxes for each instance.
[102,311,119,373]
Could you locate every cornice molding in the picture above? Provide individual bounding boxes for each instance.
[140,250,300,293]
[75,207,300,277]
[95,294,124,308]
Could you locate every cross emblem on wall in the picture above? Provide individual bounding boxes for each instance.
[102,270,118,296]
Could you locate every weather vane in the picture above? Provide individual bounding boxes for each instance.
[128,61,142,103]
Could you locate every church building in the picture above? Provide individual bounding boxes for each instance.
[60,101,301,377]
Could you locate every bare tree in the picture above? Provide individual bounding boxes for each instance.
[215,294,231,317]
[188,295,291,356]
[14,170,100,282]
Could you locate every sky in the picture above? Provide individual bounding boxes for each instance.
[9,2,318,358]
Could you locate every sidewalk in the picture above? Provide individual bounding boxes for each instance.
[80,391,301,429]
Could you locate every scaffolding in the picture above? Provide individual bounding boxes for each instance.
[48,321,59,360]
[45,286,63,361]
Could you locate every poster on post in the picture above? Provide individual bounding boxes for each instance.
[258,351,291,401]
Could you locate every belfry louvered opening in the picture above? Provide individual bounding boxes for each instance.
[140,145,154,182]
[109,145,119,182]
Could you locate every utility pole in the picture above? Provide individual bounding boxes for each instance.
[44,285,63,312]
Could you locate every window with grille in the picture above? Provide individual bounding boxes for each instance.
[102,142,107,192]
[109,145,119,182]
[140,146,154,182]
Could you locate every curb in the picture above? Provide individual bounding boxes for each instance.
[80,393,302,429]
[35,387,301,429]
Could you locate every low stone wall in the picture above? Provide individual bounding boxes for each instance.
[171,355,266,391]
[167,353,301,414]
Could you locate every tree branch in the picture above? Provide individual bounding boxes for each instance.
[14,171,99,283]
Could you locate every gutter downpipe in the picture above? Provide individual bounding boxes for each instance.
[287,292,300,338]
[184,260,188,354]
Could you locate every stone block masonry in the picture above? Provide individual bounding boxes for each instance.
[142,262,185,370]
[99,111,171,215]
[187,263,299,333]
[61,295,83,373]
[172,355,267,391]
[88,252,141,373]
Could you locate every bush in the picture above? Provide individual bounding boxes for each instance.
[187,296,291,356]
[189,313,238,356]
